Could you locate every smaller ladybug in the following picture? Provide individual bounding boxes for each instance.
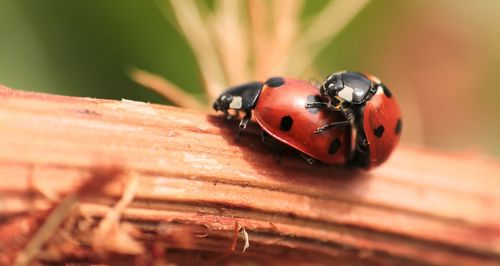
[213,77,352,165]
[306,71,402,168]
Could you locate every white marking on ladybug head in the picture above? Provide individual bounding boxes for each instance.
[376,85,384,94]
[229,96,243,109]
[221,95,227,101]
[338,86,354,102]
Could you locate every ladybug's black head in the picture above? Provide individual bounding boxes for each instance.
[321,71,376,105]
[213,93,234,113]
[213,81,264,116]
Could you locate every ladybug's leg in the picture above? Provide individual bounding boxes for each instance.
[235,111,252,141]
[220,109,231,120]
[238,111,251,130]
[298,152,317,165]
[305,101,344,112]
[314,121,350,134]
[261,131,283,163]
[305,102,328,109]
[314,106,356,134]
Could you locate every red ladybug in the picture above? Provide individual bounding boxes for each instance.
[306,71,402,168]
[213,77,352,165]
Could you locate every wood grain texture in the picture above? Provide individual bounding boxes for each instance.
[0,85,499,265]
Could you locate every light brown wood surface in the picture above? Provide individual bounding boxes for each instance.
[0,85,499,265]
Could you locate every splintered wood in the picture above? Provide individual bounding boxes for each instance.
[0,85,499,266]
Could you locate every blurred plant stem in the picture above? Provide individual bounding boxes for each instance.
[129,67,207,110]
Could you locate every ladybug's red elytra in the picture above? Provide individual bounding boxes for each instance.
[213,71,402,169]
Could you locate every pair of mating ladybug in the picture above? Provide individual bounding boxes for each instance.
[213,71,402,169]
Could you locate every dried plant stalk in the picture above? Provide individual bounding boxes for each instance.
[211,0,250,85]
[129,68,207,110]
[165,0,227,100]
[0,85,500,266]
[282,0,372,76]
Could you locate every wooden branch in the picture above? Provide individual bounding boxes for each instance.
[0,85,499,265]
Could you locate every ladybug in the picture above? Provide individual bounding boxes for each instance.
[213,77,352,165]
[305,71,402,168]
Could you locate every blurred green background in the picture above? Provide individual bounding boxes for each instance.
[1,1,499,156]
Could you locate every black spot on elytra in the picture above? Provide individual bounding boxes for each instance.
[374,125,385,138]
[279,116,293,131]
[306,95,322,114]
[265,77,285,88]
[328,138,341,155]
[395,119,402,135]
[382,85,392,98]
